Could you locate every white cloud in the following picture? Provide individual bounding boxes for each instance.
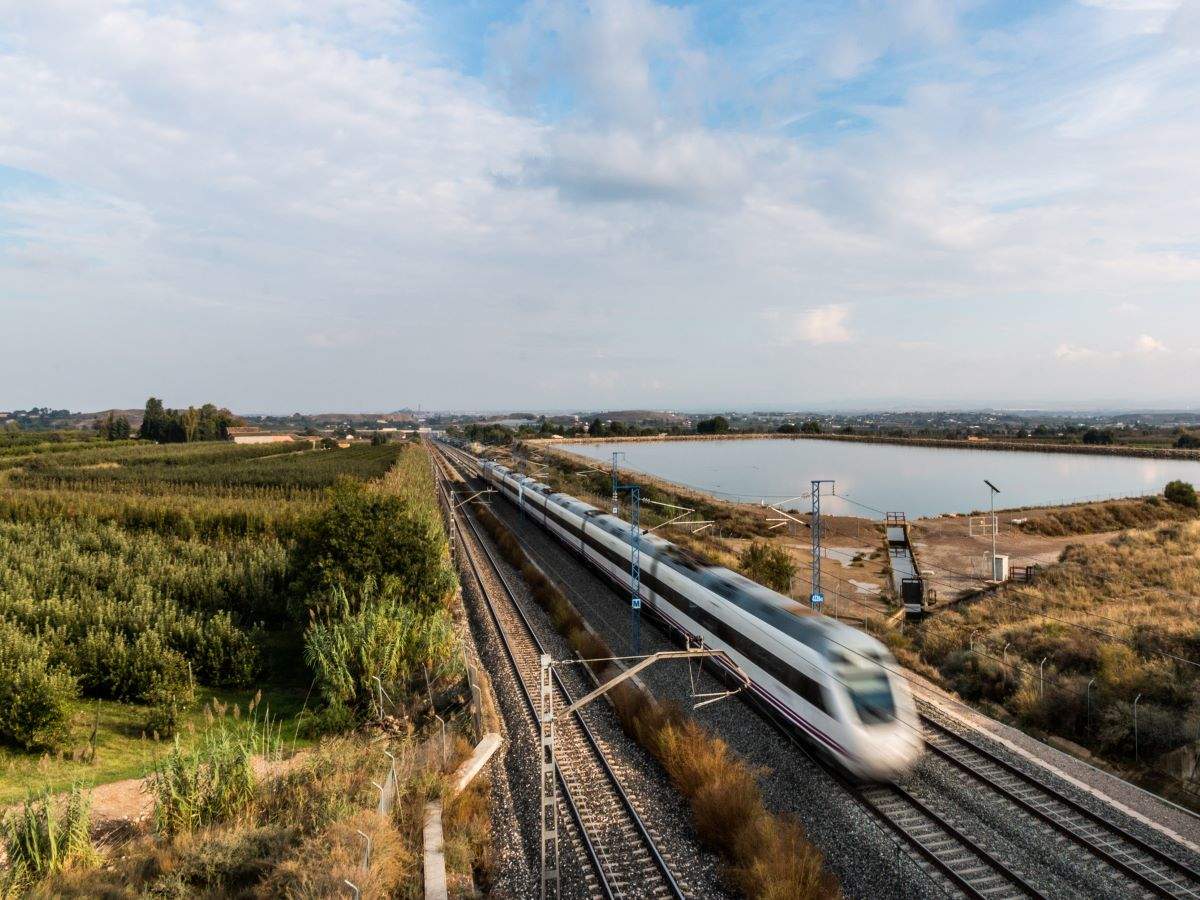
[1134,333,1169,353]
[1055,343,1101,362]
[2,0,1200,410]
[768,305,853,345]
[1055,334,1170,362]
[518,129,752,206]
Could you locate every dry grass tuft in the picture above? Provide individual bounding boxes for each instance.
[262,809,408,899]
[1018,497,1194,537]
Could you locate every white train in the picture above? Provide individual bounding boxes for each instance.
[470,453,925,781]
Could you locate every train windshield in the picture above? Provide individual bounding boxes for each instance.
[844,672,896,725]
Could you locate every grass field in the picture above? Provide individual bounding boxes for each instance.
[0,439,404,801]
[0,436,491,897]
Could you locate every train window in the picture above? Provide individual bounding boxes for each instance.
[844,673,896,725]
[789,670,827,714]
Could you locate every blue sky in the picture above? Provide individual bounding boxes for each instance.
[2,0,1198,412]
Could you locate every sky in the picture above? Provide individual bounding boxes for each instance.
[1,0,1199,413]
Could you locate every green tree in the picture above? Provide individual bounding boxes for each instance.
[777,423,799,434]
[371,431,391,446]
[1174,434,1200,450]
[1164,480,1199,510]
[589,417,605,437]
[140,397,167,441]
[98,412,131,440]
[290,479,455,617]
[738,541,797,594]
[1082,428,1114,445]
[696,415,729,435]
[800,420,822,434]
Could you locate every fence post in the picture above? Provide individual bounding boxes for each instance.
[1039,657,1048,698]
[344,879,360,900]
[1086,678,1096,733]
[1133,693,1143,761]
[357,829,373,871]
[1003,642,1011,666]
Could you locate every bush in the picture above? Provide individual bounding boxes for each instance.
[303,579,457,714]
[0,620,78,750]
[1165,480,1199,510]
[1175,434,1200,449]
[1082,428,1114,445]
[940,650,1016,704]
[1,786,96,889]
[291,479,454,615]
[149,722,258,836]
[738,541,797,593]
[696,416,729,435]
[145,671,197,739]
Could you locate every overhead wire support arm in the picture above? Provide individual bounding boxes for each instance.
[641,498,715,534]
[551,649,751,720]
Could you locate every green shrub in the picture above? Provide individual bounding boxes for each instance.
[0,620,78,750]
[145,671,197,739]
[291,479,454,616]
[738,541,796,593]
[1165,480,1198,510]
[303,579,457,714]
[149,723,259,836]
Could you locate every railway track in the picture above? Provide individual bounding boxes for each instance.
[850,778,1044,899]
[920,710,1200,899]
[434,448,685,900]
[437,442,1053,899]
[437,441,1200,899]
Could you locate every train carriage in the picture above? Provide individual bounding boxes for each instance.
[471,451,924,780]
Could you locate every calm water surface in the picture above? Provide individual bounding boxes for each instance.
[560,439,1200,518]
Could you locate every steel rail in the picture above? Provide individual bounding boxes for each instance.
[435,450,684,900]
[920,712,1200,899]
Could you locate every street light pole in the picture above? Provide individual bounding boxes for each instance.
[984,479,1001,581]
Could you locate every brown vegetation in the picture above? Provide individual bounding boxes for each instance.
[913,520,1200,775]
[1017,496,1195,537]
[27,735,454,899]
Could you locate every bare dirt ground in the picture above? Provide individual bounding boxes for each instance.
[908,508,1122,601]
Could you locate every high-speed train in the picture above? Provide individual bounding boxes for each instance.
[466,450,924,781]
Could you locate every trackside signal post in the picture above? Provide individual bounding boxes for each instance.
[611,452,642,652]
[538,649,748,900]
[810,480,836,611]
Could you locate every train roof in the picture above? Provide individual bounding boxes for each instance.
[698,566,834,652]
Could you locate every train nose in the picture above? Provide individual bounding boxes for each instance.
[859,730,925,781]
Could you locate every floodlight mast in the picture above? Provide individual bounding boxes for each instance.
[810,480,836,610]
